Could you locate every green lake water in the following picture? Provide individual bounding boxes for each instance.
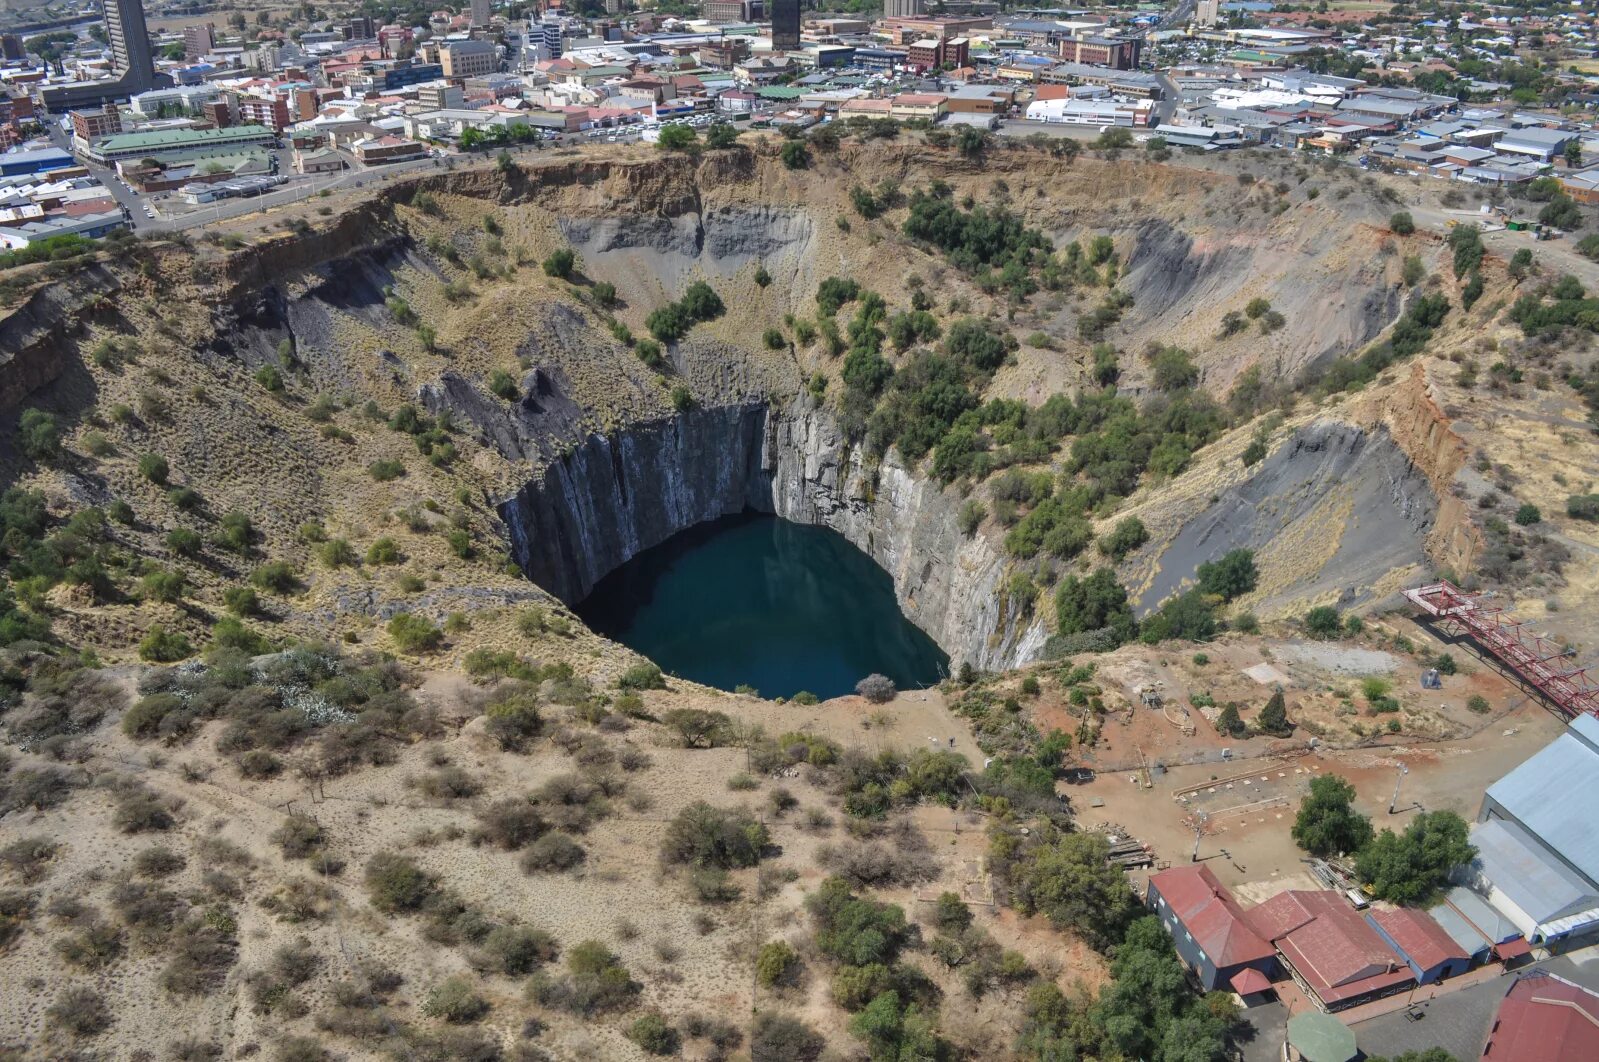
[576,513,948,700]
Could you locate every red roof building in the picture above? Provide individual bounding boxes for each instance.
[1369,907,1471,984]
[1147,865,1278,993]
[1482,972,1599,1061]
[1246,891,1414,1010]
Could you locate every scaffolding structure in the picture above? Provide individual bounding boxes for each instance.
[1403,580,1599,718]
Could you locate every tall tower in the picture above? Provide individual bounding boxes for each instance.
[471,0,491,27]
[105,0,155,91]
[770,0,799,51]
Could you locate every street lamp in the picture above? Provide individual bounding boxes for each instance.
[1389,764,1409,815]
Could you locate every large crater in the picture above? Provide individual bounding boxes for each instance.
[497,399,1044,673]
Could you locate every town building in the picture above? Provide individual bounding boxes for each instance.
[441,40,499,79]
[1481,971,1599,1061]
[703,0,763,21]
[106,0,157,92]
[771,0,801,51]
[906,37,968,72]
[79,124,277,166]
[471,0,491,28]
[1365,907,1470,985]
[1058,36,1141,70]
[884,0,925,16]
[1245,890,1414,1011]
[351,134,428,165]
[1147,865,1278,997]
[238,96,291,134]
[182,24,215,61]
[71,105,123,143]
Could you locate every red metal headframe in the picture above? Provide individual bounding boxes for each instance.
[1403,580,1599,718]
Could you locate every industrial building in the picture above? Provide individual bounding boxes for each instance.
[1468,715,1599,949]
[770,0,801,51]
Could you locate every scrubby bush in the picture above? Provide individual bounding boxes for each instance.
[139,625,194,662]
[662,802,769,869]
[757,939,801,987]
[521,832,585,874]
[272,814,326,859]
[483,683,542,751]
[618,662,665,690]
[364,852,434,912]
[421,976,489,1023]
[533,940,639,1014]
[476,798,544,850]
[750,1013,825,1062]
[46,986,112,1038]
[627,1012,680,1055]
[855,674,896,703]
[480,925,558,975]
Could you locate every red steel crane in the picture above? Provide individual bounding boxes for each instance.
[1403,580,1599,719]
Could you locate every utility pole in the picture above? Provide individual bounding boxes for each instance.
[1389,764,1409,815]
[1190,811,1208,863]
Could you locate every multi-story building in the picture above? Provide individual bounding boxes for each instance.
[0,34,23,61]
[344,16,377,40]
[182,23,214,60]
[105,0,157,93]
[417,83,466,110]
[1059,36,1141,70]
[906,36,967,71]
[237,95,290,133]
[1196,0,1219,28]
[471,0,491,27]
[200,99,230,128]
[703,0,762,20]
[71,104,122,142]
[540,17,563,60]
[883,0,924,17]
[770,0,801,51]
[441,40,498,79]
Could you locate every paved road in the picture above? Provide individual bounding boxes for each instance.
[1353,949,1599,1060]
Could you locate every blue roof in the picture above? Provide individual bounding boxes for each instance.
[1485,715,1599,886]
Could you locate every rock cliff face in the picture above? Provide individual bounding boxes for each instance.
[499,400,1042,672]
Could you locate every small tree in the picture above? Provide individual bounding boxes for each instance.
[856,674,896,703]
[1256,690,1292,736]
[1303,606,1341,638]
[1214,703,1246,738]
[1195,548,1257,601]
[780,140,809,169]
[18,409,59,460]
[1356,811,1475,904]
[657,123,696,151]
[1389,211,1416,235]
[1514,503,1541,526]
[1292,774,1373,856]
[542,248,577,279]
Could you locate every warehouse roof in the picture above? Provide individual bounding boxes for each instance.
[89,124,275,152]
[1368,908,1468,974]
[1485,715,1599,887]
[1247,891,1413,1006]
[1472,819,1599,932]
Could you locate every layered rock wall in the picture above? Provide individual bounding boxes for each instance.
[499,400,1043,671]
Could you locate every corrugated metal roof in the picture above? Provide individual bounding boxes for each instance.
[1427,900,1492,957]
[1485,717,1599,886]
[1443,886,1522,944]
[1472,819,1599,926]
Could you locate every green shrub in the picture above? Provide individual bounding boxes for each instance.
[250,561,301,594]
[18,409,60,460]
[421,976,489,1023]
[364,852,434,912]
[139,452,170,484]
[368,459,405,481]
[139,625,193,662]
[387,613,442,653]
[255,365,283,392]
[1303,606,1341,638]
[365,538,400,565]
[1389,212,1415,235]
[627,1012,679,1055]
[661,802,769,869]
[756,940,801,987]
[619,662,666,690]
